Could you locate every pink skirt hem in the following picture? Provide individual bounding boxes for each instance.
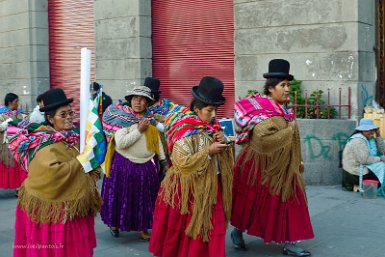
[14,205,97,257]
[149,180,226,257]
[0,161,26,189]
[231,149,314,243]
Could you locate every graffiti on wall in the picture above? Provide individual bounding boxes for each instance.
[360,84,374,109]
[303,135,332,160]
[331,132,351,151]
[303,132,350,161]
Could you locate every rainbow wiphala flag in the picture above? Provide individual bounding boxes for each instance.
[77,96,107,173]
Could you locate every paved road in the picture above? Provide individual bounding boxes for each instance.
[1,185,385,257]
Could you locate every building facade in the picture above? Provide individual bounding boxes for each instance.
[0,0,378,184]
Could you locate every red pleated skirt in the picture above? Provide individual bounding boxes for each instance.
[231,149,314,243]
[0,160,26,189]
[14,205,97,257]
[149,179,226,257]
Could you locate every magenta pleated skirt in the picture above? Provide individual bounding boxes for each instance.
[149,179,226,257]
[231,149,314,243]
[0,161,26,189]
[14,205,97,257]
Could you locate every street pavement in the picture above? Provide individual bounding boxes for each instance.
[1,184,385,257]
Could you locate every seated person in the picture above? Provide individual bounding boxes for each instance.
[342,118,385,195]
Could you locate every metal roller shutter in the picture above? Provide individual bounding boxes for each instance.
[48,0,95,117]
[151,0,234,117]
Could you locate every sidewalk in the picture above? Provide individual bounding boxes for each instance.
[1,185,385,257]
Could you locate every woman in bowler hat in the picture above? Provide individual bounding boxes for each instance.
[231,59,314,256]
[11,88,101,257]
[149,76,234,257]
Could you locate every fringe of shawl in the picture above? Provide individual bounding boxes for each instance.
[17,178,102,224]
[160,147,233,242]
[242,125,305,202]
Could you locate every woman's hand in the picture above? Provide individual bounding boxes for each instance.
[138,118,150,133]
[214,131,226,143]
[209,142,228,156]
[89,169,101,183]
[0,118,12,130]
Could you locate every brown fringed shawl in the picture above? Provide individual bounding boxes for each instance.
[160,133,233,242]
[241,116,305,202]
[17,140,101,224]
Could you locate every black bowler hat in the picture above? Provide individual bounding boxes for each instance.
[144,77,161,93]
[39,88,73,112]
[263,59,294,81]
[91,82,101,91]
[192,76,226,106]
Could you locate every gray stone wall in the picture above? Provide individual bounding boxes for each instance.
[234,0,376,119]
[298,119,356,185]
[94,0,152,101]
[0,0,49,111]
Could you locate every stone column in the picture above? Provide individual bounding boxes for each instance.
[94,0,152,101]
[0,0,49,111]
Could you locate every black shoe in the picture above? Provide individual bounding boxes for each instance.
[110,228,119,237]
[283,246,311,256]
[140,231,151,241]
[230,228,246,250]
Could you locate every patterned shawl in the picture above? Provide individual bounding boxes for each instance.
[234,94,295,144]
[149,98,185,117]
[8,118,35,129]
[0,105,24,116]
[8,125,79,172]
[165,106,221,153]
[102,100,157,142]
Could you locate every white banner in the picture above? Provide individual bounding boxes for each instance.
[80,48,91,153]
